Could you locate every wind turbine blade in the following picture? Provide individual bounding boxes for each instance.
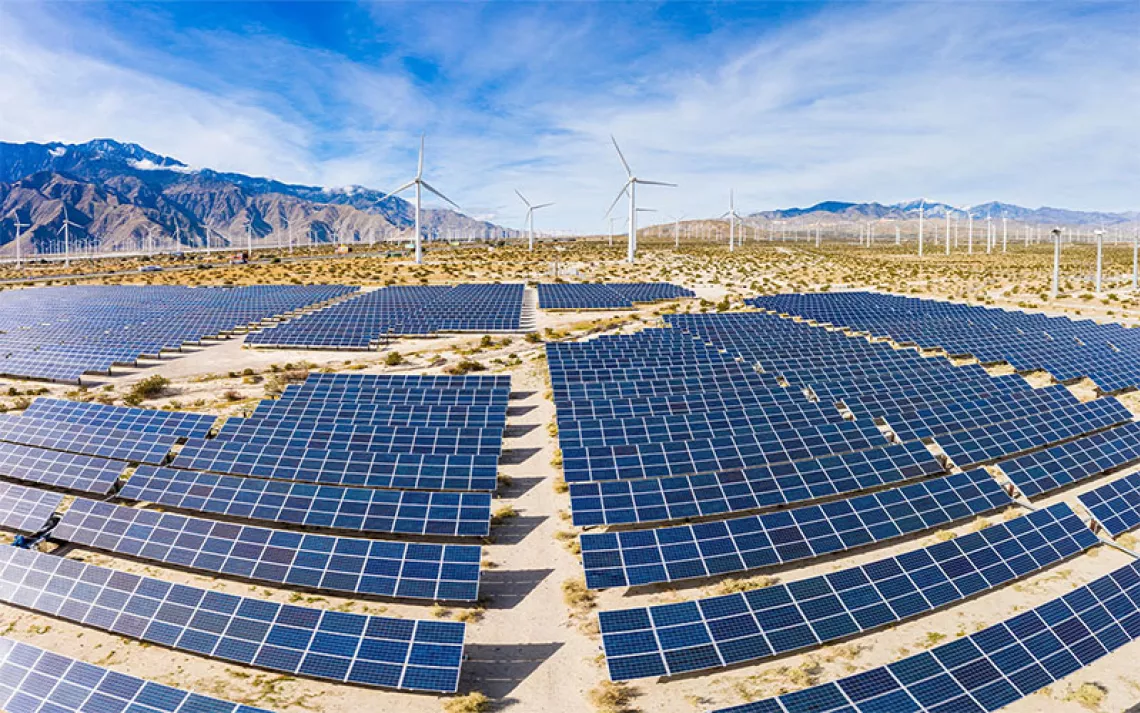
[420,181,460,210]
[637,207,656,213]
[603,182,630,218]
[718,212,729,219]
[636,179,676,187]
[533,202,554,210]
[378,180,416,202]
[515,189,531,208]
[417,135,425,179]
[611,135,632,177]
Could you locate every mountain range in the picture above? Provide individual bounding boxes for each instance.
[750,200,1137,226]
[0,139,514,258]
[2,138,1135,260]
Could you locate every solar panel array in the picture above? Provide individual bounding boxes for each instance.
[0,285,356,383]
[53,498,482,601]
[580,470,1014,589]
[997,421,1140,497]
[751,291,1140,393]
[0,546,465,692]
[246,283,525,348]
[0,481,63,533]
[537,282,695,310]
[599,503,1097,681]
[0,414,178,465]
[0,637,272,713]
[1080,471,1140,537]
[120,465,492,537]
[0,440,126,494]
[22,398,218,439]
[714,558,1140,713]
[545,308,1140,705]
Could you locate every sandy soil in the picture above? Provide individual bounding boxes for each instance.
[2,244,1140,713]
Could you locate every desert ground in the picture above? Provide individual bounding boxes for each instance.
[1,238,1139,713]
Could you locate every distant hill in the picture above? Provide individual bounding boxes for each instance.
[0,139,514,257]
[750,199,1136,226]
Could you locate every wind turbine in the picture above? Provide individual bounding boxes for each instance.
[917,198,926,257]
[604,136,675,263]
[719,190,743,252]
[515,190,553,252]
[11,213,28,268]
[379,135,460,265]
[667,213,685,249]
[58,205,81,268]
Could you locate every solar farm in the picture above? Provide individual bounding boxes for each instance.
[2,258,1140,713]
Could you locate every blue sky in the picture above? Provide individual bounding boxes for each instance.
[1,1,1137,231]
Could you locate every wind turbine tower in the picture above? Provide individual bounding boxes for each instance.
[605,136,675,263]
[515,190,553,252]
[58,205,80,268]
[917,198,926,257]
[379,135,460,265]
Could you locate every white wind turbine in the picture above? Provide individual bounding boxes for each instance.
[719,190,744,252]
[667,213,685,249]
[604,136,675,263]
[11,213,28,267]
[58,205,81,267]
[515,190,553,252]
[380,135,460,265]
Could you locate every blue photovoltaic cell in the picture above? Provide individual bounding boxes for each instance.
[0,637,272,713]
[169,438,499,491]
[714,559,1140,713]
[0,546,466,693]
[568,440,944,526]
[1079,471,1140,537]
[0,481,63,533]
[997,421,1140,498]
[0,440,125,495]
[120,465,492,537]
[21,398,218,439]
[0,414,177,464]
[53,498,482,602]
[598,503,1097,681]
[580,469,1014,589]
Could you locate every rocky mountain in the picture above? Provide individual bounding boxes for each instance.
[0,139,515,258]
[751,200,1136,226]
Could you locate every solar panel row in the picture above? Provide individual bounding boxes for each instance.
[714,558,1140,713]
[0,481,63,533]
[0,440,126,495]
[120,465,492,537]
[580,470,1014,589]
[22,398,218,439]
[537,282,694,310]
[599,503,1097,681]
[52,498,482,602]
[0,414,177,465]
[0,546,465,692]
[0,637,272,713]
[1079,471,1140,537]
[997,421,1140,497]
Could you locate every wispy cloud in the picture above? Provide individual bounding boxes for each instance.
[1,1,1136,231]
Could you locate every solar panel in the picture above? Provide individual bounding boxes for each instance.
[0,414,177,464]
[561,420,888,484]
[883,384,1081,442]
[0,285,357,383]
[580,469,1014,589]
[1079,471,1140,537]
[933,397,1132,468]
[52,498,482,602]
[568,440,945,526]
[0,440,126,494]
[0,481,62,532]
[537,282,694,310]
[246,402,508,429]
[120,465,492,537]
[210,423,503,456]
[0,637,272,713]
[169,439,499,491]
[0,546,466,692]
[21,398,218,439]
[713,558,1140,713]
[599,502,1098,681]
[997,421,1140,497]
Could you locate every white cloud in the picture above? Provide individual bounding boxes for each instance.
[1,2,1136,234]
